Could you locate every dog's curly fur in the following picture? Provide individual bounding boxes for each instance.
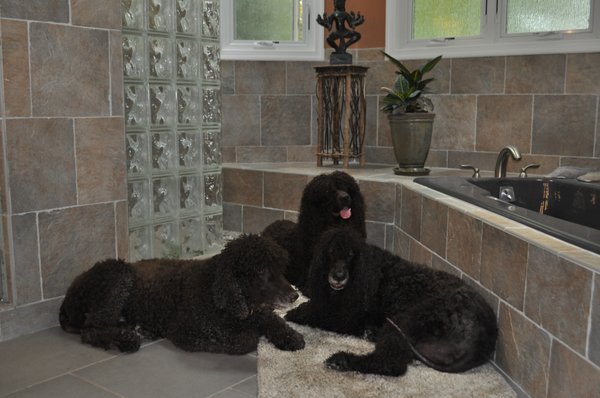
[59,234,305,354]
[262,171,366,294]
[285,228,498,377]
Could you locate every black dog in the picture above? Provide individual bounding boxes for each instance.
[262,171,366,295]
[60,234,305,354]
[285,228,497,376]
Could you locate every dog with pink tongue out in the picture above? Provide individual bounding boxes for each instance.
[262,171,366,297]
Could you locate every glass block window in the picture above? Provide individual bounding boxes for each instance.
[123,0,223,260]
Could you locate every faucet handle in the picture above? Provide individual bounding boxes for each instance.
[460,164,480,178]
[519,163,540,178]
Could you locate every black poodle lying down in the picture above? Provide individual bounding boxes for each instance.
[285,228,497,377]
[262,171,366,295]
[60,234,305,354]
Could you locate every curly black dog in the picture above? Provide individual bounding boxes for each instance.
[59,234,305,354]
[285,228,497,377]
[262,171,365,295]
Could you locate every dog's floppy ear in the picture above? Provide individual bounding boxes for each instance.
[212,266,250,319]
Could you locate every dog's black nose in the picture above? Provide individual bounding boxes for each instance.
[336,190,351,206]
[332,268,347,282]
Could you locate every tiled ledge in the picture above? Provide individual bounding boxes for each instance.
[223,162,599,272]
[404,180,600,273]
[224,162,474,181]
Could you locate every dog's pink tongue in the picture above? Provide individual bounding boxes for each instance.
[340,207,352,220]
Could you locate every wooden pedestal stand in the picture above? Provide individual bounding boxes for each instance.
[315,65,368,168]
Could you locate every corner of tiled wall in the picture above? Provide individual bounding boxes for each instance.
[0,0,127,341]
[222,168,306,233]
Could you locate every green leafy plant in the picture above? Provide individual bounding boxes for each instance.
[380,51,442,114]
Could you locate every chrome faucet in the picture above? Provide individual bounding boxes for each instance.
[494,145,522,178]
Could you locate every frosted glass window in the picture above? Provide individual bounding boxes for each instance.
[386,0,600,59]
[413,0,481,39]
[234,0,303,41]
[221,0,324,61]
[506,0,592,34]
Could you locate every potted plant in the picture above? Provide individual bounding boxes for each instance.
[381,51,442,175]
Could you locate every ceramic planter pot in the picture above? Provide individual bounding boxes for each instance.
[387,112,435,176]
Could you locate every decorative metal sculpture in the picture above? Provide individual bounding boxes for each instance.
[317,0,365,64]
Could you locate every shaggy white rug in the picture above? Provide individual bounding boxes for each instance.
[258,299,516,398]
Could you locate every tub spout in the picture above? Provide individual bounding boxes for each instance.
[494,145,522,178]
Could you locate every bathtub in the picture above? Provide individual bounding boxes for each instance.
[414,176,600,255]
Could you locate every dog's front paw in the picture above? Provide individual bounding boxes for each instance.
[117,329,141,353]
[325,351,354,371]
[284,304,313,325]
[283,307,302,322]
[363,327,379,342]
[278,330,305,351]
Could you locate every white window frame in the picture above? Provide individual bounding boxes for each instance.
[385,0,600,59]
[221,0,325,61]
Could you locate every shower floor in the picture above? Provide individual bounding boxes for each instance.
[0,327,257,398]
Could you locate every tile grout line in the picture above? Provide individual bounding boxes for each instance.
[69,373,127,398]
[0,355,119,398]
[0,338,166,398]
[204,373,257,398]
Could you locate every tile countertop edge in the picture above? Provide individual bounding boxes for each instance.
[401,180,600,273]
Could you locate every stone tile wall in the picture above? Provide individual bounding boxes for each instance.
[0,0,127,340]
[222,49,600,173]
[223,165,600,398]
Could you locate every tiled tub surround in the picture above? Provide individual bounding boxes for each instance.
[221,50,600,173]
[223,163,600,398]
[415,176,600,255]
[0,0,128,340]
